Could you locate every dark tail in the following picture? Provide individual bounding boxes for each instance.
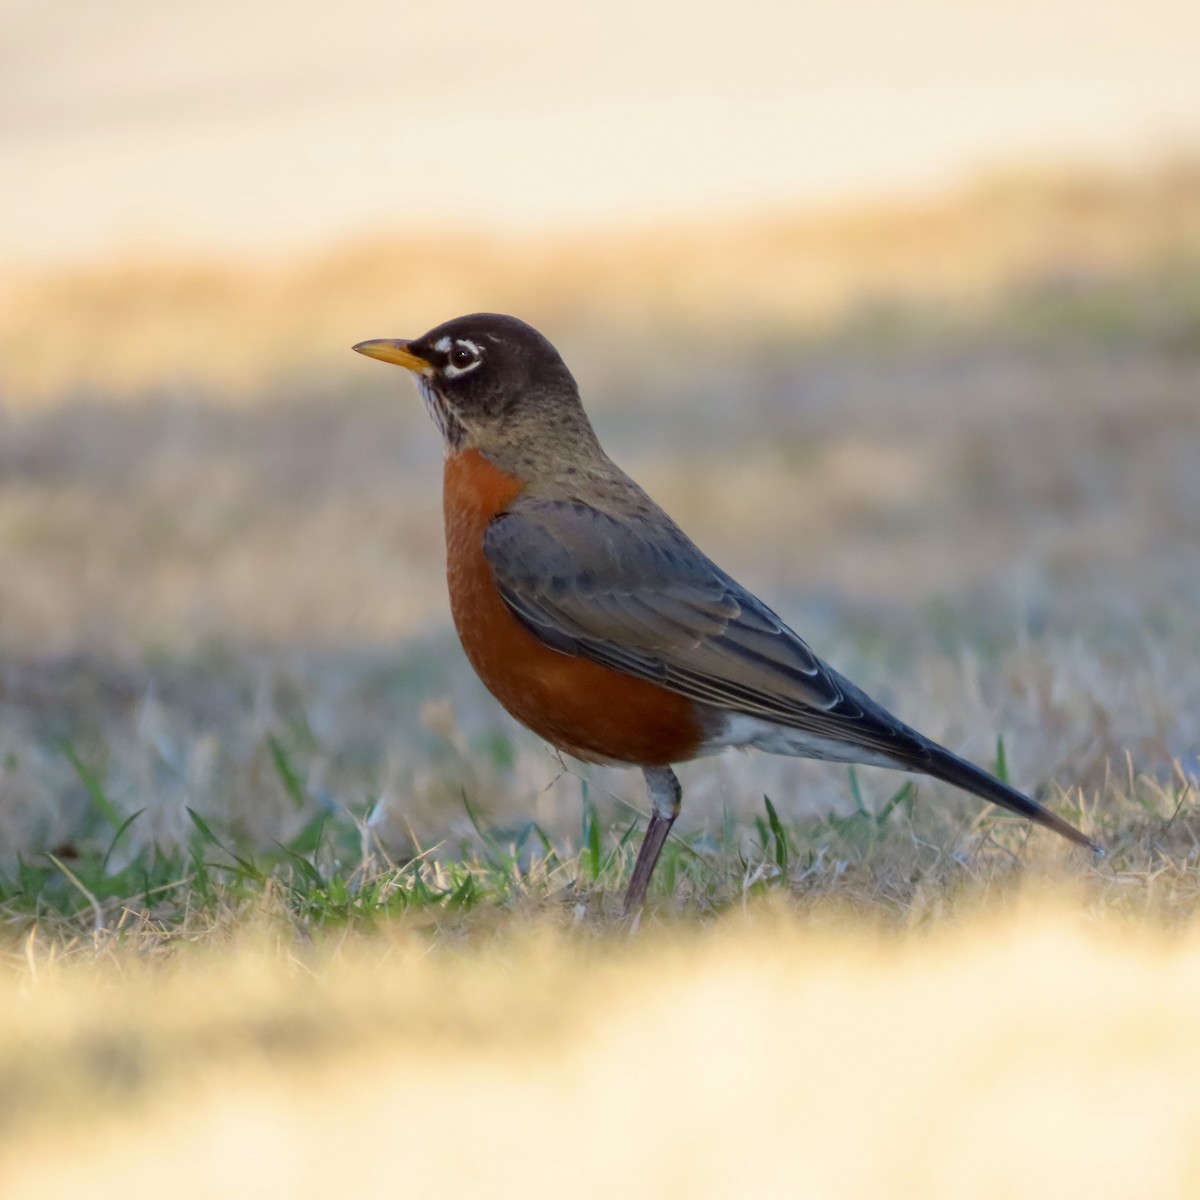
[917,741,1102,855]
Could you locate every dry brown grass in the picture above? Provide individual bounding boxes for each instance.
[1,331,1196,876]
[4,899,1200,1198]
[0,164,1198,1193]
[3,159,1199,402]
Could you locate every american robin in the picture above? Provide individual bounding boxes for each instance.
[353,313,1100,911]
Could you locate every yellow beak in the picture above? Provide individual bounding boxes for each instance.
[351,339,434,376]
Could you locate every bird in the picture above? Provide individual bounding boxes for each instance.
[353,313,1101,912]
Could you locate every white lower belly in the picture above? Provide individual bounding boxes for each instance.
[702,713,900,769]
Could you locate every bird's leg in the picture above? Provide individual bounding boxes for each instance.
[623,766,682,915]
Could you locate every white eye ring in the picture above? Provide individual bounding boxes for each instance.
[444,338,483,379]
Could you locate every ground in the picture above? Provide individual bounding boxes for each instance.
[0,169,1198,1197]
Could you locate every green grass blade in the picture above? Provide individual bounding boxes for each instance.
[276,843,324,890]
[102,808,145,871]
[763,795,789,874]
[267,734,307,810]
[994,735,1010,785]
[62,742,121,831]
[460,789,505,866]
[580,786,602,884]
[876,781,915,826]
[286,813,327,857]
[847,766,868,816]
[186,806,222,848]
[186,808,265,882]
[446,871,478,910]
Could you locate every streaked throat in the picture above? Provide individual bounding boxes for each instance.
[418,379,466,451]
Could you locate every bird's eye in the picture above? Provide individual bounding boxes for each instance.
[449,343,480,369]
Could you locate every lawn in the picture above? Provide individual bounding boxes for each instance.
[1,167,1198,1196]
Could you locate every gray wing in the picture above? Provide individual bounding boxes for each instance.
[482,499,931,762]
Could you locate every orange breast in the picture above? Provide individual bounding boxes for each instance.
[442,449,705,766]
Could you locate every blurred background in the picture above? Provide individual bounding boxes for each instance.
[4,6,1200,1198]
[1,0,1199,864]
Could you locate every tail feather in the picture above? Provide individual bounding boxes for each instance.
[916,741,1101,854]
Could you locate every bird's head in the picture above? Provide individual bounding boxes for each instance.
[353,313,592,455]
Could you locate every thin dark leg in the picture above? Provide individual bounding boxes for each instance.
[623,767,681,914]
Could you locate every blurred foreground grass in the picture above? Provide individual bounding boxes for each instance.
[4,897,1200,1199]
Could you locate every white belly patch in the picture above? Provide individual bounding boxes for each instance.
[703,713,900,769]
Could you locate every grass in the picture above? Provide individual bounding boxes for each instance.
[1,163,1199,1195]
[5,888,1200,1198]
[3,734,1196,944]
[3,159,1199,403]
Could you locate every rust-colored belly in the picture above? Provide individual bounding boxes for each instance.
[442,449,704,766]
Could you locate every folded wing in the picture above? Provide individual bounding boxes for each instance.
[483,499,931,763]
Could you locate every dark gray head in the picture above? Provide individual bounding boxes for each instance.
[353,313,594,454]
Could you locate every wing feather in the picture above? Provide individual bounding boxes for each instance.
[482,500,928,761]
